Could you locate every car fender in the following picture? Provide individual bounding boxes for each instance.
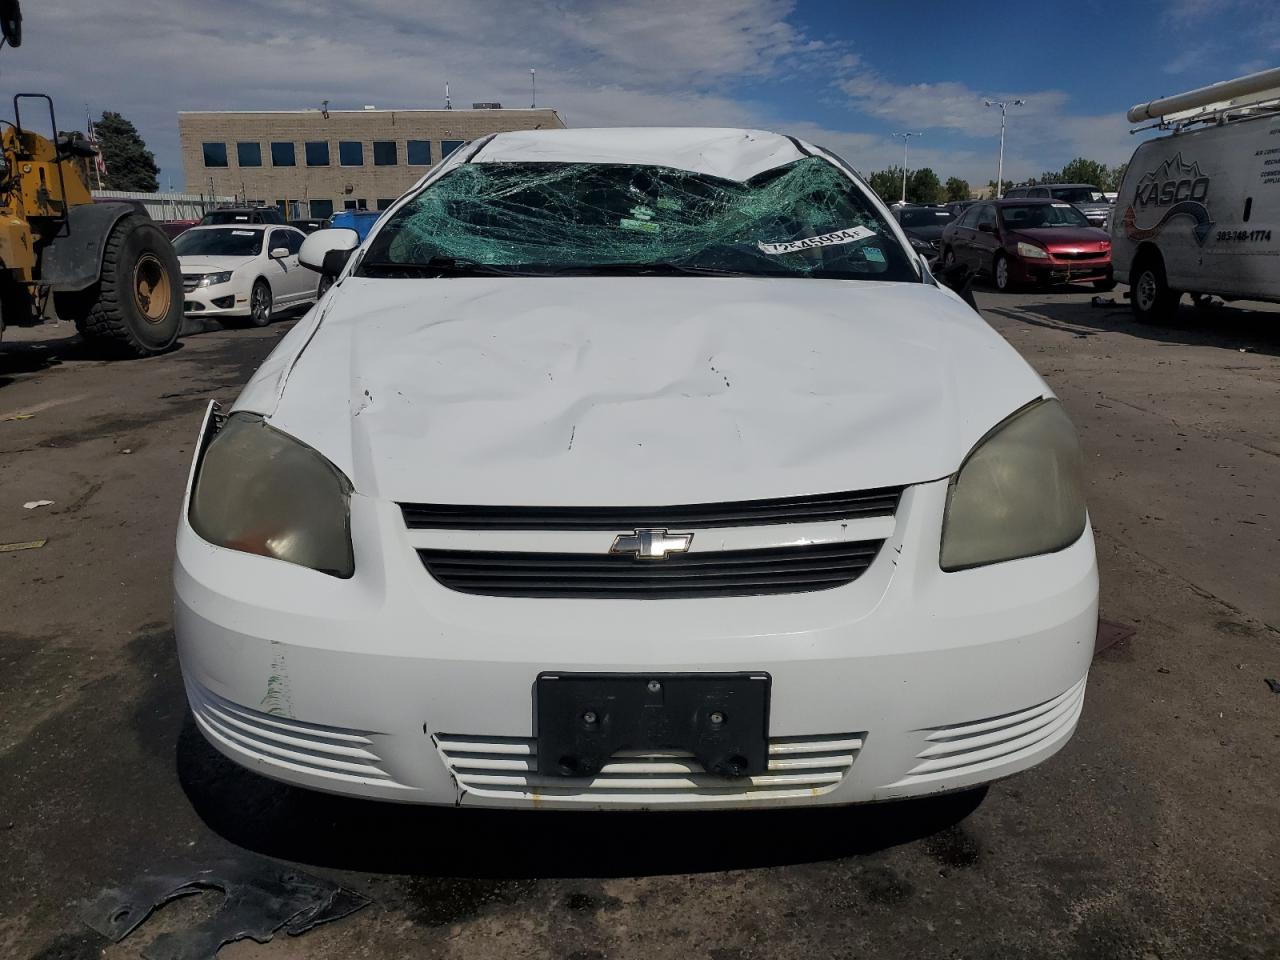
[41,201,151,293]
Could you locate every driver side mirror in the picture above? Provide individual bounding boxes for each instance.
[977,222,995,234]
[298,227,360,274]
[269,246,290,260]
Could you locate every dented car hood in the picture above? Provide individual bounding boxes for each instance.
[235,277,1047,505]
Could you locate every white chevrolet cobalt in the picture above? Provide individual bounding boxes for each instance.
[175,224,318,325]
[175,128,1097,809]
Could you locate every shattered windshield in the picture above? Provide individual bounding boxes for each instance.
[359,157,917,282]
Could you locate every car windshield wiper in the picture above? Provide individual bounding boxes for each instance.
[550,262,754,278]
[358,258,539,278]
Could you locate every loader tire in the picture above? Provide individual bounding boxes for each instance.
[57,215,182,357]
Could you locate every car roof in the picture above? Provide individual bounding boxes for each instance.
[186,223,271,232]
[992,197,1058,206]
[1035,183,1098,188]
[473,127,811,181]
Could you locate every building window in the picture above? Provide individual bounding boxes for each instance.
[236,142,262,167]
[202,142,228,167]
[271,142,296,166]
[376,198,396,210]
[305,141,330,166]
[309,198,334,219]
[339,141,364,166]
[407,139,431,165]
[373,141,397,166]
[441,139,465,159]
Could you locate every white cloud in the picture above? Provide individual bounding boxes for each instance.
[835,67,1134,183]
[0,0,1142,191]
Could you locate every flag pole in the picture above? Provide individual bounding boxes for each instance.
[86,104,104,190]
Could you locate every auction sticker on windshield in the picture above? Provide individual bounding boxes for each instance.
[758,225,875,255]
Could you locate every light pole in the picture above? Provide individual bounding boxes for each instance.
[891,132,921,203]
[983,98,1024,198]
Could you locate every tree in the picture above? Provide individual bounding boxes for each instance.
[906,167,942,204]
[1058,157,1109,188]
[944,176,971,202]
[867,166,904,204]
[986,178,1013,198]
[94,111,158,192]
[1106,162,1128,192]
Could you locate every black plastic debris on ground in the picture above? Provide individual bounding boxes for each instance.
[1266,678,1280,694]
[80,857,370,960]
[1094,618,1137,656]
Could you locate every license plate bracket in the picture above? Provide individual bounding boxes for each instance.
[535,672,771,779]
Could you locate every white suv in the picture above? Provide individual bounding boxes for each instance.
[174,128,1097,810]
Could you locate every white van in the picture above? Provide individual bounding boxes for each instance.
[1111,67,1280,319]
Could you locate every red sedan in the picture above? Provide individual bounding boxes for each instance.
[940,198,1113,292]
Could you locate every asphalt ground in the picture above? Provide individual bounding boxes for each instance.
[1,287,1277,960]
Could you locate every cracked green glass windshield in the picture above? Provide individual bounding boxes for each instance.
[359,157,917,281]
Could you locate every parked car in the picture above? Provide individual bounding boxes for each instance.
[1003,184,1111,227]
[289,218,330,234]
[894,205,955,258]
[944,200,977,218]
[329,208,384,241]
[174,224,318,325]
[1112,66,1280,319]
[199,206,287,226]
[176,126,1096,811]
[941,198,1113,291]
[157,219,199,241]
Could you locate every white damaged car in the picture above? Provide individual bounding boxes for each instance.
[175,128,1097,809]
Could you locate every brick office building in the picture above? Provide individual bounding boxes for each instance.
[178,106,566,219]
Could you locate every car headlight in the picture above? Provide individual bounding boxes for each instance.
[940,399,1087,571]
[189,412,354,577]
[198,271,234,287]
[1015,241,1049,259]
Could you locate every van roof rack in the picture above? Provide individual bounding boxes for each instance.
[1127,65,1280,131]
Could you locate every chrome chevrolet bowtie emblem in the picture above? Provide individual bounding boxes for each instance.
[609,528,694,560]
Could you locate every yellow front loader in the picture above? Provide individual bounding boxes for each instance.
[0,2,182,356]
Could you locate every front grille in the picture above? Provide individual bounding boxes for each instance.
[436,732,864,805]
[182,274,200,293]
[418,540,883,599]
[400,487,902,530]
[1053,250,1107,261]
[887,676,1086,789]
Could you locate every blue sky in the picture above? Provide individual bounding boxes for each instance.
[4,0,1277,190]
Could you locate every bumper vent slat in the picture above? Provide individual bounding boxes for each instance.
[400,487,902,530]
[437,732,865,805]
[186,680,407,789]
[418,540,884,599]
[887,677,1088,788]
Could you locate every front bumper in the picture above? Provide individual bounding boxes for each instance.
[174,421,1098,810]
[183,281,250,317]
[1012,256,1112,286]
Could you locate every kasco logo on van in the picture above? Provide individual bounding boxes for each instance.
[1123,152,1214,245]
